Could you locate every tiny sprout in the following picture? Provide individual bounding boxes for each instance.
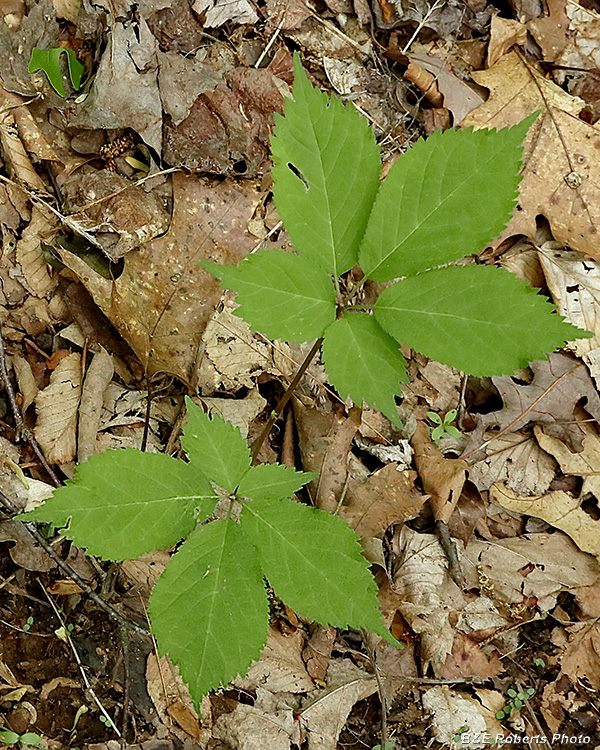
[533,657,546,668]
[427,409,461,444]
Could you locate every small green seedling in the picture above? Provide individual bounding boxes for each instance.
[427,409,461,444]
[22,616,34,632]
[533,656,546,668]
[453,726,468,743]
[496,687,536,720]
[373,743,395,750]
[28,47,84,97]
[0,728,44,747]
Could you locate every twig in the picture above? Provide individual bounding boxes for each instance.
[436,520,465,587]
[39,580,122,737]
[0,489,149,637]
[0,323,61,486]
[250,336,324,461]
[118,624,131,747]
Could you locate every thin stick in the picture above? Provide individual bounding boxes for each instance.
[250,337,323,461]
[0,324,61,487]
[0,490,149,636]
[39,579,122,736]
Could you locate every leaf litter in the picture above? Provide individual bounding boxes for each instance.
[0,0,599,748]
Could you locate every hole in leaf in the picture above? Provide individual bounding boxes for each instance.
[287,162,309,188]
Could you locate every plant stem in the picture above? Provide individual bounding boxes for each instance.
[250,337,323,461]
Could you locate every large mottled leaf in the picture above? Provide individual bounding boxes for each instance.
[241,496,397,645]
[20,450,216,560]
[237,463,318,501]
[149,520,269,707]
[375,264,590,375]
[359,115,537,282]
[181,397,250,493]
[322,313,408,426]
[201,250,336,343]
[270,53,381,276]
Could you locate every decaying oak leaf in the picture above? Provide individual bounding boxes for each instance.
[559,622,600,691]
[462,52,600,261]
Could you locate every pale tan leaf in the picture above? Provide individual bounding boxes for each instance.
[198,389,266,440]
[0,104,45,191]
[559,622,600,690]
[146,653,203,740]
[487,15,528,67]
[391,526,461,671]
[300,661,377,750]
[11,353,38,412]
[422,686,487,748]
[236,627,314,694]
[462,52,600,260]
[492,483,600,559]
[214,690,295,750]
[538,245,600,384]
[536,425,600,500]
[77,347,114,462]
[53,0,81,22]
[0,86,59,163]
[34,352,81,465]
[16,205,58,297]
[468,433,556,495]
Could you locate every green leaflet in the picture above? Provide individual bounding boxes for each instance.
[200,250,336,343]
[236,462,318,501]
[242,496,398,646]
[149,519,269,704]
[359,115,537,282]
[181,397,250,493]
[28,47,84,97]
[374,265,591,376]
[20,450,216,561]
[270,54,381,277]
[322,313,408,427]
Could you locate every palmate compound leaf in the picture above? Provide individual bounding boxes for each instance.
[270,53,381,277]
[200,249,336,343]
[149,519,269,706]
[241,496,398,646]
[19,450,216,561]
[374,264,592,376]
[359,114,538,282]
[322,312,408,427]
[181,396,251,494]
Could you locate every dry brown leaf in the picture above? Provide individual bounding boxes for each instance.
[391,525,463,671]
[438,631,503,679]
[404,357,461,413]
[15,204,57,297]
[302,625,336,683]
[34,351,81,465]
[462,52,600,260]
[538,245,600,384]
[214,690,296,750]
[463,533,600,611]
[0,100,45,190]
[339,464,425,538]
[467,432,556,495]
[487,15,528,67]
[52,0,80,22]
[300,661,377,750]
[56,174,270,384]
[492,483,600,559]
[528,0,568,61]
[0,519,54,572]
[422,686,487,747]
[411,421,467,523]
[11,353,37,412]
[77,347,114,462]
[146,653,204,740]
[559,622,600,690]
[121,549,171,596]
[462,352,600,454]
[236,628,314,694]
[536,425,600,500]
[198,390,266,439]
